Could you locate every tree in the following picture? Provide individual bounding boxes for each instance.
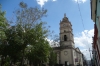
[0,2,51,66]
[24,22,51,66]
[0,4,9,66]
[49,48,57,66]
[14,2,50,66]
[50,34,60,47]
[15,2,47,30]
[0,2,52,66]
[6,26,26,63]
[0,4,7,40]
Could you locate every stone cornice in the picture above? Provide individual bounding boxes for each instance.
[60,31,73,34]
[60,26,72,29]
[53,46,82,54]
[60,21,72,26]
[59,32,74,37]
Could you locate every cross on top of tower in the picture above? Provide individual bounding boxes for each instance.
[64,13,66,17]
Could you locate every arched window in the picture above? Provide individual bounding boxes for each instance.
[64,35,67,41]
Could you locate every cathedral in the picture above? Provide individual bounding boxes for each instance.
[53,14,83,66]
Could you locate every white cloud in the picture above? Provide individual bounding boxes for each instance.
[36,0,48,7]
[73,0,87,3]
[46,38,60,47]
[74,29,94,60]
[52,0,57,1]
[81,49,92,60]
[36,0,57,7]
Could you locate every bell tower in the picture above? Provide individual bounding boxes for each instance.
[53,14,83,66]
[60,13,74,48]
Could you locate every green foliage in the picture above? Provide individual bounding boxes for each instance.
[49,49,57,66]
[0,6,9,66]
[3,57,10,66]
[15,4,47,30]
[0,2,52,66]
[15,2,50,65]
[24,22,51,65]
[4,62,10,66]
[0,4,7,40]
[4,27,25,63]
[0,4,6,28]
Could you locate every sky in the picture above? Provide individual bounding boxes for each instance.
[0,0,94,60]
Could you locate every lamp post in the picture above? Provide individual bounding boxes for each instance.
[89,48,93,66]
[89,48,92,60]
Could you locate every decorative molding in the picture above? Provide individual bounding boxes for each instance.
[53,46,82,54]
[59,31,73,34]
[60,26,72,30]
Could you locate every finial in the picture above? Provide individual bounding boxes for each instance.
[64,13,66,17]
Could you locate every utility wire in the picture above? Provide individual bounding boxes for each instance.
[77,1,92,59]
[77,1,85,30]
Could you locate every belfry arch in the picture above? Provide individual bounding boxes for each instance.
[64,35,67,41]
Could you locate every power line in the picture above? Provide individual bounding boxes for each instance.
[77,1,92,59]
[77,1,85,30]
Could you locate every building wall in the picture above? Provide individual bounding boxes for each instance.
[96,1,100,65]
[60,49,73,64]
[54,14,83,66]
[91,0,100,65]
[91,0,96,22]
[74,50,83,66]
[96,4,100,61]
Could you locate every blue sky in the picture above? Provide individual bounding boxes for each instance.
[0,0,94,60]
